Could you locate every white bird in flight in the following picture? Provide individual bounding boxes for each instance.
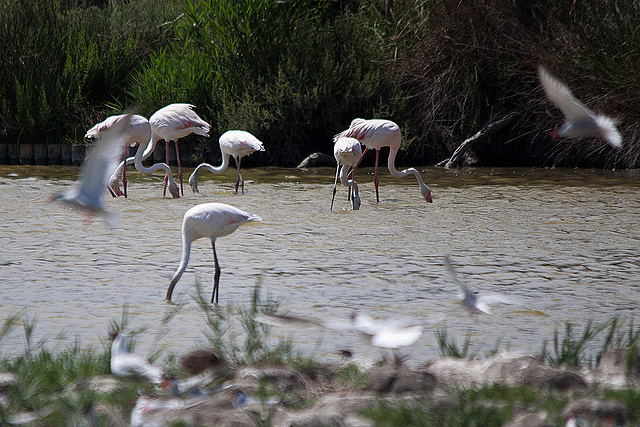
[189,130,265,194]
[331,137,362,210]
[152,103,210,197]
[255,311,438,353]
[537,65,622,149]
[444,255,512,316]
[166,202,262,303]
[334,119,433,204]
[110,330,164,384]
[85,114,151,199]
[49,113,135,226]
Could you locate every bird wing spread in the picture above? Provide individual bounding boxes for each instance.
[538,66,595,122]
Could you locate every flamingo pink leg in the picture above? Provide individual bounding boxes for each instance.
[163,140,170,197]
[347,146,369,181]
[374,149,380,202]
[174,140,183,196]
[234,156,244,194]
[211,241,221,304]
[122,148,128,198]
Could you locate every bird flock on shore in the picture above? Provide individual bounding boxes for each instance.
[47,65,624,408]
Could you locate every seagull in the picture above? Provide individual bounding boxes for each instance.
[110,330,164,384]
[537,65,622,149]
[49,113,135,226]
[444,255,512,316]
[255,311,438,354]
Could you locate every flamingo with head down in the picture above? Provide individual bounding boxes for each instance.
[189,130,265,194]
[166,202,262,304]
[85,114,151,199]
[150,103,210,197]
[334,119,433,204]
[331,137,362,210]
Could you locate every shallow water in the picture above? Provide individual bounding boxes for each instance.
[1,165,639,364]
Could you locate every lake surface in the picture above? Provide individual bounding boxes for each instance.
[1,165,639,365]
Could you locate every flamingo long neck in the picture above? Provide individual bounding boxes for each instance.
[386,148,429,192]
[133,139,177,185]
[339,165,356,187]
[192,155,231,180]
[110,137,157,183]
[169,236,192,287]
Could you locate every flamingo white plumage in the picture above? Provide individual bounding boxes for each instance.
[110,331,164,384]
[331,137,362,210]
[537,65,622,149]
[85,114,151,199]
[444,255,512,316]
[166,202,262,303]
[334,119,433,204]
[150,103,210,197]
[49,113,135,226]
[189,130,265,194]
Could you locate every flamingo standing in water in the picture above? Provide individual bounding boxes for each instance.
[189,130,265,194]
[166,202,261,304]
[334,119,433,204]
[49,113,135,226]
[150,104,210,197]
[537,65,622,149]
[331,137,362,211]
[85,114,151,199]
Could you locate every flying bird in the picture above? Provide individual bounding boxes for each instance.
[331,137,362,210]
[49,113,135,226]
[85,114,151,199]
[537,65,622,149]
[255,311,438,353]
[151,103,210,197]
[334,119,432,204]
[166,203,262,303]
[110,330,164,384]
[189,130,265,194]
[444,255,512,316]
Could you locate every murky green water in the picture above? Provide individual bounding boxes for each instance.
[1,165,639,363]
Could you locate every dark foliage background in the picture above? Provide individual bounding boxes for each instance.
[1,0,638,167]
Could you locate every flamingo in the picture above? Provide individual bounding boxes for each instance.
[150,103,210,197]
[166,202,262,304]
[189,130,265,194]
[334,119,433,204]
[85,114,151,199]
[331,137,362,211]
[537,65,622,149]
[444,255,513,316]
[110,330,164,384]
[49,113,135,226]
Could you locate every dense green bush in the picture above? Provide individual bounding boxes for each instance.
[1,0,638,167]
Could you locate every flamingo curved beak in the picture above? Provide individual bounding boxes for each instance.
[425,192,433,203]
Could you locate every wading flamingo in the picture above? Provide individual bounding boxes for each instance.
[444,255,512,317]
[166,202,261,304]
[150,103,210,197]
[110,330,164,384]
[189,130,265,194]
[49,113,134,226]
[334,119,433,204]
[85,114,151,199]
[331,137,362,211]
[538,65,622,149]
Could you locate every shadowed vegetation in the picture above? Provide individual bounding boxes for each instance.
[1,0,638,167]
